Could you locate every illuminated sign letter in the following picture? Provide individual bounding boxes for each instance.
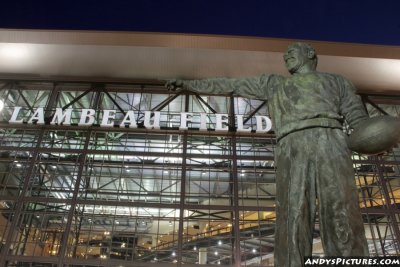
[50,108,72,125]
[199,113,207,131]
[255,116,272,133]
[119,111,137,128]
[144,111,160,129]
[236,115,252,132]
[27,108,45,125]
[78,109,96,126]
[9,107,24,124]
[101,110,116,127]
[179,112,193,130]
[215,114,229,131]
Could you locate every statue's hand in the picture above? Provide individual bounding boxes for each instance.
[165,79,185,91]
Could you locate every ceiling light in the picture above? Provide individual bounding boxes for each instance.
[0,44,31,60]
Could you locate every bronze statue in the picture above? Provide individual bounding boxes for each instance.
[167,42,373,266]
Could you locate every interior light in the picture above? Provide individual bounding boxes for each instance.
[0,44,30,60]
[0,99,4,111]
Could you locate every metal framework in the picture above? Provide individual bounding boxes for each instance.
[0,79,398,267]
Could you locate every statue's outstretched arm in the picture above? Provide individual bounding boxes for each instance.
[167,75,271,100]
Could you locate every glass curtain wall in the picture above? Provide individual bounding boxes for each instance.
[0,80,398,267]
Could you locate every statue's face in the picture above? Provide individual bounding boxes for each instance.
[283,45,308,74]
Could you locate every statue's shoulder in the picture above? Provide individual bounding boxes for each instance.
[315,72,354,91]
[316,72,345,82]
[262,73,285,83]
[317,71,344,79]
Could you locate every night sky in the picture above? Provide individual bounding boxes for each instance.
[1,0,400,46]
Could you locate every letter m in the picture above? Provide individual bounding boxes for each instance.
[50,108,73,125]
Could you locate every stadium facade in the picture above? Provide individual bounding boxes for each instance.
[0,30,399,267]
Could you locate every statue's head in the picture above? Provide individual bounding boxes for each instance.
[283,42,318,74]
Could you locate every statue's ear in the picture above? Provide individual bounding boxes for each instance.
[308,50,315,59]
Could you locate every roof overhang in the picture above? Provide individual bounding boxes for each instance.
[0,29,399,94]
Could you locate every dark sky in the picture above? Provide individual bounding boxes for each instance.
[1,0,400,45]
